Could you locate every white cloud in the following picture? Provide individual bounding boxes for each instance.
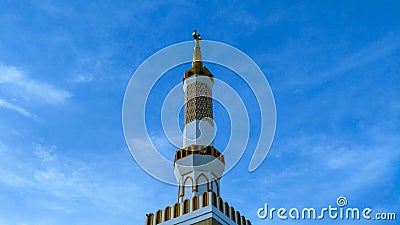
[0,64,72,105]
[0,98,36,119]
[0,140,159,220]
[0,167,36,188]
[240,127,400,214]
[318,33,400,82]
[70,74,94,83]
[296,33,399,88]
[34,144,57,162]
[312,142,399,192]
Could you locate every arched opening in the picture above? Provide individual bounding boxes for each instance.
[199,70,205,75]
[241,216,246,225]
[202,191,209,207]
[212,192,217,207]
[192,195,199,211]
[183,176,194,197]
[164,206,171,221]
[155,210,162,224]
[236,211,241,225]
[196,173,209,193]
[224,202,230,217]
[206,146,212,155]
[218,197,224,212]
[230,207,236,222]
[173,203,180,218]
[183,199,190,214]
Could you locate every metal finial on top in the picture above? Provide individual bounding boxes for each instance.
[192,30,203,67]
[192,30,202,40]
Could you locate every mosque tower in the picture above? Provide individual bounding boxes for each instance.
[145,31,251,225]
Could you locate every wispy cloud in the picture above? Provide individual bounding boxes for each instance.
[34,144,57,162]
[248,131,399,207]
[0,64,72,105]
[315,33,400,85]
[0,140,165,224]
[69,74,94,83]
[0,98,36,119]
[262,32,400,92]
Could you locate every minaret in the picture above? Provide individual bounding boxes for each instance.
[145,31,251,225]
[174,30,225,203]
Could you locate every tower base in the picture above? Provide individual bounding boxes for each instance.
[158,205,247,225]
[145,191,251,225]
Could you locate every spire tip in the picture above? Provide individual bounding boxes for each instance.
[192,30,202,40]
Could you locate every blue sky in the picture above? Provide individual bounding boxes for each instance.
[0,1,399,224]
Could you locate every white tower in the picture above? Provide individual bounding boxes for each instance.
[145,31,251,225]
[174,31,225,203]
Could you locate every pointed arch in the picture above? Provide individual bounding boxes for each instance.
[196,173,209,191]
[183,176,194,195]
